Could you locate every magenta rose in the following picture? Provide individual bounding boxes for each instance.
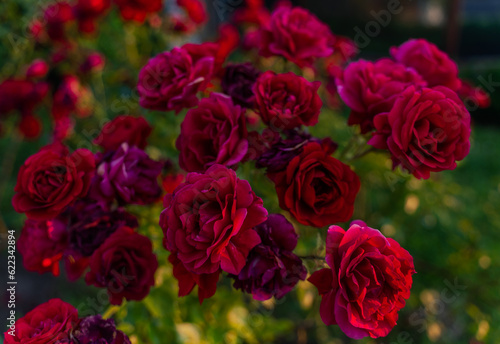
[17,218,68,276]
[259,5,334,67]
[337,58,427,133]
[137,45,214,113]
[12,143,95,221]
[390,38,461,91]
[94,115,152,152]
[253,72,322,130]
[160,164,268,275]
[4,298,79,344]
[114,0,163,22]
[368,86,471,179]
[176,93,248,173]
[308,221,415,339]
[85,227,158,305]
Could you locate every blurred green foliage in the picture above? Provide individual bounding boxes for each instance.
[1,1,500,344]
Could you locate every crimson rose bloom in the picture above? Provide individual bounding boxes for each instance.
[12,143,95,221]
[337,58,427,133]
[74,0,111,33]
[259,5,334,67]
[85,227,158,305]
[253,72,322,130]
[114,0,163,22]
[26,59,49,79]
[94,115,152,151]
[231,214,307,300]
[90,143,163,207]
[160,164,268,275]
[17,218,68,276]
[368,86,471,179]
[169,252,220,304]
[308,221,415,339]
[4,298,79,344]
[176,93,248,173]
[269,142,360,227]
[137,45,214,113]
[390,39,461,91]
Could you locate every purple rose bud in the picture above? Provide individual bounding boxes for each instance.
[72,315,131,344]
[68,200,138,257]
[90,143,163,208]
[221,62,261,108]
[231,214,307,301]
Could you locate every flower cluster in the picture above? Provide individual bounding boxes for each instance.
[3,298,131,343]
[7,0,484,340]
[14,115,161,305]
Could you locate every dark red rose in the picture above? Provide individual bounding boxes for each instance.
[308,221,415,339]
[137,45,214,113]
[85,227,158,305]
[73,0,111,33]
[337,58,427,133]
[176,93,248,173]
[90,143,163,208]
[4,298,79,344]
[0,79,48,116]
[94,115,152,151]
[17,218,68,276]
[160,164,268,275]
[233,0,270,26]
[259,5,334,67]
[169,253,220,304]
[113,0,163,22]
[368,86,471,179]
[231,214,307,300]
[43,2,75,43]
[221,63,261,108]
[51,75,92,120]
[72,315,131,344]
[253,71,322,130]
[269,142,360,227]
[12,143,95,221]
[390,38,461,91]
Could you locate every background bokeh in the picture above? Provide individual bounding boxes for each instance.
[1,0,500,343]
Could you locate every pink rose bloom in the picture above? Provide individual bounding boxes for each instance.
[177,93,248,173]
[390,39,461,91]
[259,6,334,67]
[137,45,214,113]
[337,58,427,133]
[309,221,415,339]
[160,164,268,275]
[369,86,471,179]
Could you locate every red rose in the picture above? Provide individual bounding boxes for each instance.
[176,93,248,172]
[160,164,268,275]
[94,115,152,151]
[85,227,158,305]
[73,0,111,33]
[337,58,426,133]
[259,5,334,67]
[4,298,79,344]
[113,0,163,22]
[12,143,95,221]
[253,72,322,130]
[137,45,214,113]
[308,221,415,339]
[169,252,220,304]
[17,218,68,276]
[269,142,360,227]
[368,86,471,179]
[390,38,461,91]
